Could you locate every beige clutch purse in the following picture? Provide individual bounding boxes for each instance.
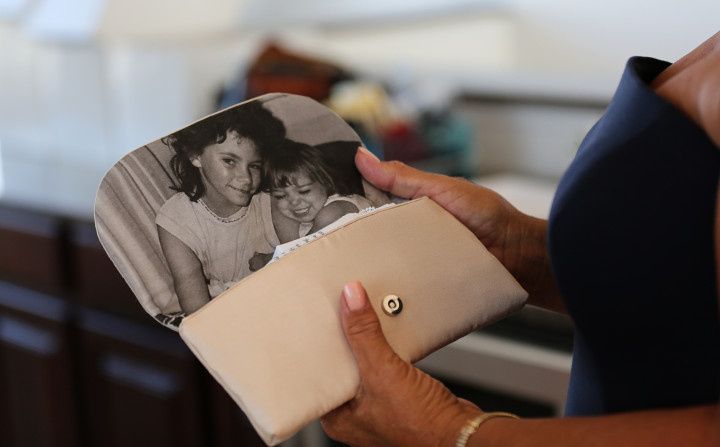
[179,196,527,445]
[94,92,527,445]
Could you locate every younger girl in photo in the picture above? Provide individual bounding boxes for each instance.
[263,139,373,244]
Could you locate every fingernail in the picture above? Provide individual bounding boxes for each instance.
[343,281,366,311]
[358,146,380,162]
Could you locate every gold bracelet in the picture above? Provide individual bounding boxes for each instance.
[455,412,519,447]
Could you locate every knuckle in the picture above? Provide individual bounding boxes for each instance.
[452,175,471,183]
[346,312,382,338]
[386,159,406,170]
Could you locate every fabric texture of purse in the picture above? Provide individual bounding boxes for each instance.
[179,196,528,445]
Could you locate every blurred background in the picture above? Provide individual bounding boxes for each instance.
[0,1,717,446]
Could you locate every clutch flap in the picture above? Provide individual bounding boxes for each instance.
[180,197,527,445]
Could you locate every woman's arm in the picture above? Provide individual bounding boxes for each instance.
[157,225,210,314]
[356,148,566,313]
[321,281,720,447]
[310,200,358,233]
[470,404,719,447]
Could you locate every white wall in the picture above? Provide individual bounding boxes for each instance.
[0,1,717,186]
[504,0,719,71]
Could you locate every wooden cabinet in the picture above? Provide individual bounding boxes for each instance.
[68,221,147,321]
[0,282,78,447]
[76,308,205,447]
[67,220,266,446]
[0,207,66,295]
[208,379,266,447]
[0,205,296,446]
[0,205,77,447]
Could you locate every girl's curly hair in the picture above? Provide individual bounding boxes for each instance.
[164,100,286,201]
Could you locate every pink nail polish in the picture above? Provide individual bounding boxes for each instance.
[358,146,380,162]
[343,282,365,311]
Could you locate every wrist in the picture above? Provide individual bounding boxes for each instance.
[504,213,564,313]
[435,404,483,447]
[503,211,547,286]
[462,412,521,447]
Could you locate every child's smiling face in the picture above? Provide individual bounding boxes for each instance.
[271,171,328,224]
[191,131,262,217]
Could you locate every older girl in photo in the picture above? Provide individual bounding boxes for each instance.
[156,102,285,315]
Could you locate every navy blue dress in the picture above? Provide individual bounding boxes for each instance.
[548,57,720,415]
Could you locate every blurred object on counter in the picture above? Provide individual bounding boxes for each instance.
[218,40,472,176]
[246,41,353,101]
[325,81,399,159]
[217,41,353,110]
[419,109,471,157]
[381,108,472,170]
[382,120,429,163]
[325,78,471,175]
[326,81,396,139]
[324,68,471,174]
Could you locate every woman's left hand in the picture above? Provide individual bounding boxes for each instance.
[320,281,482,447]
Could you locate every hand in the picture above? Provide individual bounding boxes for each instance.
[356,147,526,270]
[321,281,482,447]
[355,148,563,312]
[248,251,273,272]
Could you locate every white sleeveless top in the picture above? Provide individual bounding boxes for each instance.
[156,192,279,297]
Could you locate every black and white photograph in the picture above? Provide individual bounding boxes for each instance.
[95,93,390,329]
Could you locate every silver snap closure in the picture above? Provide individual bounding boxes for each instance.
[382,295,403,316]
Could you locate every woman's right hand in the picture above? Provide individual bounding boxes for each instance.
[355,147,563,312]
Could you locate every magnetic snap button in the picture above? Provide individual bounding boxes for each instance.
[382,295,403,316]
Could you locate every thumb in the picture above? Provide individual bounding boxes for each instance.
[355,147,441,200]
[341,281,397,371]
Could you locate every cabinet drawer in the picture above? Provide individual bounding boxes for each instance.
[0,282,77,447]
[0,206,65,294]
[69,221,146,320]
[76,309,204,447]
